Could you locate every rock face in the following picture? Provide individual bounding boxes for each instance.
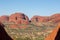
[0,22,13,40]
[0,13,60,29]
[31,14,60,24]
[51,13,60,18]
[0,13,60,25]
[45,23,60,40]
[0,15,9,22]
[49,14,60,23]
[30,16,50,26]
[31,16,49,23]
[9,12,29,24]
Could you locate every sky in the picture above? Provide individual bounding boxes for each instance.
[0,0,60,19]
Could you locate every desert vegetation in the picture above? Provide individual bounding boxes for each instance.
[3,22,57,40]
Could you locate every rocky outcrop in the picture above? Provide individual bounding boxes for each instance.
[49,14,60,23]
[30,16,50,26]
[0,13,60,25]
[51,13,60,18]
[45,23,60,40]
[0,15,9,22]
[31,14,60,24]
[31,16,49,22]
[9,12,29,24]
[0,22,13,40]
[0,13,60,28]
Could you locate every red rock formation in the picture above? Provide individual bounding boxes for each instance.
[49,18,60,23]
[51,13,60,18]
[9,12,29,24]
[31,14,60,24]
[0,15,9,22]
[0,22,13,40]
[30,16,50,26]
[31,16,49,23]
[45,23,60,40]
[49,14,60,23]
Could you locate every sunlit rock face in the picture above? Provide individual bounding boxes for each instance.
[31,16,49,22]
[30,14,60,27]
[51,13,60,18]
[0,15,9,22]
[49,14,60,23]
[31,14,60,24]
[9,12,29,24]
[45,23,60,40]
[0,22,13,40]
[30,16,49,26]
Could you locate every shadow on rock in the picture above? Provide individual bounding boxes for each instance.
[0,23,13,40]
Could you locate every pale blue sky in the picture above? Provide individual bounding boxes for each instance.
[0,0,60,18]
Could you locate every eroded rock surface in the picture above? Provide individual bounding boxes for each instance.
[31,16,49,22]
[9,12,29,24]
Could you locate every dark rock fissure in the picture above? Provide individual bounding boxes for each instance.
[22,14,26,20]
[55,28,60,40]
[16,17,17,20]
